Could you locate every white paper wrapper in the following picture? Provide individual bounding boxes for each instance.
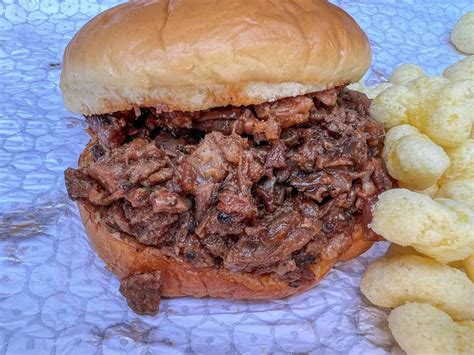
[0,1,473,354]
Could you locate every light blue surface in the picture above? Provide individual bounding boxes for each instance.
[0,1,473,354]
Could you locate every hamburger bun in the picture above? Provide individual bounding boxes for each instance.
[60,0,371,115]
[77,143,373,299]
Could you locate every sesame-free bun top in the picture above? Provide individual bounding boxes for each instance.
[60,0,371,115]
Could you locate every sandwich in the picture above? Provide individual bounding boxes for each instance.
[61,0,393,315]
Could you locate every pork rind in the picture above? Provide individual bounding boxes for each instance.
[399,76,450,133]
[369,85,414,128]
[440,139,474,184]
[385,244,425,258]
[370,189,474,262]
[385,244,464,269]
[438,178,474,210]
[457,320,474,354]
[360,255,474,320]
[364,82,394,99]
[382,124,420,161]
[390,64,424,85]
[370,73,471,149]
[398,181,439,197]
[389,303,474,355]
[442,79,474,105]
[407,75,451,99]
[346,82,365,92]
[425,104,473,147]
[383,131,450,190]
[423,80,474,147]
[463,254,474,282]
[443,56,474,81]
[450,12,474,54]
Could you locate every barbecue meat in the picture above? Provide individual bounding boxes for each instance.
[65,88,392,286]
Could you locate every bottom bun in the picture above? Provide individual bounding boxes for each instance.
[78,202,373,299]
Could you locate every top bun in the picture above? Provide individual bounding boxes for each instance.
[61,0,371,115]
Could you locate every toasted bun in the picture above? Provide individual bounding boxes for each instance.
[61,0,371,115]
[77,140,373,298]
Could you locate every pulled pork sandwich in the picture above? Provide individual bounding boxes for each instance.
[61,0,393,315]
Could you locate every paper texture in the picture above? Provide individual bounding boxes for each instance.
[0,1,472,353]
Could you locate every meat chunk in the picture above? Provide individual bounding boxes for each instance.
[337,88,371,115]
[265,142,287,171]
[104,203,132,234]
[175,133,231,222]
[90,142,106,161]
[146,168,174,185]
[290,171,354,202]
[130,217,180,246]
[314,88,338,106]
[255,257,298,277]
[176,159,198,193]
[175,233,214,268]
[237,110,281,141]
[194,208,245,239]
[230,96,313,143]
[152,111,195,130]
[112,138,164,163]
[370,158,394,191]
[320,232,353,260]
[150,189,192,214]
[119,271,162,316]
[126,187,150,208]
[213,132,247,165]
[122,201,180,246]
[86,111,135,148]
[85,162,124,193]
[217,191,257,219]
[193,183,218,221]
[154,132,187,155]
[184,132,230,183]
[192,119,236,135]
[256,177,285,212]
[197,107,242,121]
[291,129,369,172]
[201,234,235,259]
[65,168,99,200]
[84,138,167,193]
[64,168,116,206]
[224,200,321,272]
[254,96,313,128]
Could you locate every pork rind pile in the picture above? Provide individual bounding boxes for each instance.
[356,54,474,354]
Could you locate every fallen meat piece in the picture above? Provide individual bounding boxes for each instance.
[119,271,162,316]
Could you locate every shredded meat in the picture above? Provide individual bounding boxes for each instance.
[224,199,321,272]
[254,96,314,129]
[119,272,162,315]
[65,87,392,287]
[86,111,137,148]
[150,189,192,214]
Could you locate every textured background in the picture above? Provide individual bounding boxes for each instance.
[0,1,473,354]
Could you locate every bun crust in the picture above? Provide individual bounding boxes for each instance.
[61,0,371,115]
